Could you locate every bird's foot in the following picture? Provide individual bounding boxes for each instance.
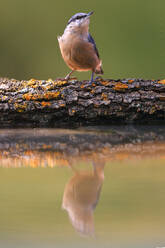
[55,77,77,81]
[65,77,77,81]
[94,76,104,81]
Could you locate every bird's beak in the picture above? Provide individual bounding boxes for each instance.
[87,11,94,17]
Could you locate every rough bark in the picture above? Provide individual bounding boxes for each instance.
[0,77,165,127]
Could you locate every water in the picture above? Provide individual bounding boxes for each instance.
[0,126,165,248]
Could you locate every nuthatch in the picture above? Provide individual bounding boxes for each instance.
[58,12,103,83]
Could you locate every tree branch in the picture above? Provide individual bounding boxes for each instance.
[0,77,165,127]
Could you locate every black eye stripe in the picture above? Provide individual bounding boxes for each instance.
[76,15,86,20]
[68,15,87,25]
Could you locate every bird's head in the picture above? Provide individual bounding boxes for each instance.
[65,11,93,33]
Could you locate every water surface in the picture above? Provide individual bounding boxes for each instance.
[0,126,165,248]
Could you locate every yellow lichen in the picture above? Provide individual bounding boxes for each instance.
[54,80,67,86]
[46,79,68,87]
[24,79,68,90]
[149,107,156,114]
[14,103,27,112]
[27,78,38,86]
[1,96,8,101]
[47,78,54,83]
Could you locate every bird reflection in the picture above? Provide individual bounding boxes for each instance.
[62,160,105,236]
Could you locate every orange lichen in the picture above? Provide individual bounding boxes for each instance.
[23,94,32,101]
[115,153,129,160]
[158,80,165,85]
[41,101,51,107]
[60,103,66,107]
[101,93,108,100]
[94,104,99,108]
[101,81,110,86]
[23,91,60,101]
[159,95,165,101]
[42,144,52,149]
[44,92,60,99]
[128,79,134,83]
[113,82,128,91]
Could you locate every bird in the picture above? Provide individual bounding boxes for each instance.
[62,160,105,236]
[58,12,103,83]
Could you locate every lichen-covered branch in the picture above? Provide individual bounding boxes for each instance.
[0,77,165,127]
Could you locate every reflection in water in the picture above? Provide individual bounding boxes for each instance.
[0,128,165,247]
[62,160,105,236]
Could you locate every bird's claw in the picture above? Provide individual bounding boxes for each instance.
[94,76,104,81]
[65,77,77,81]
[55,77,68,81]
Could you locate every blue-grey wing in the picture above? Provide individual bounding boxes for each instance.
[88,33,100,59]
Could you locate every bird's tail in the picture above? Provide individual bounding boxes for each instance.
[95,60,104,74]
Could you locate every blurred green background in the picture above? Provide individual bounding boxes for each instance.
[0,0,165,80]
